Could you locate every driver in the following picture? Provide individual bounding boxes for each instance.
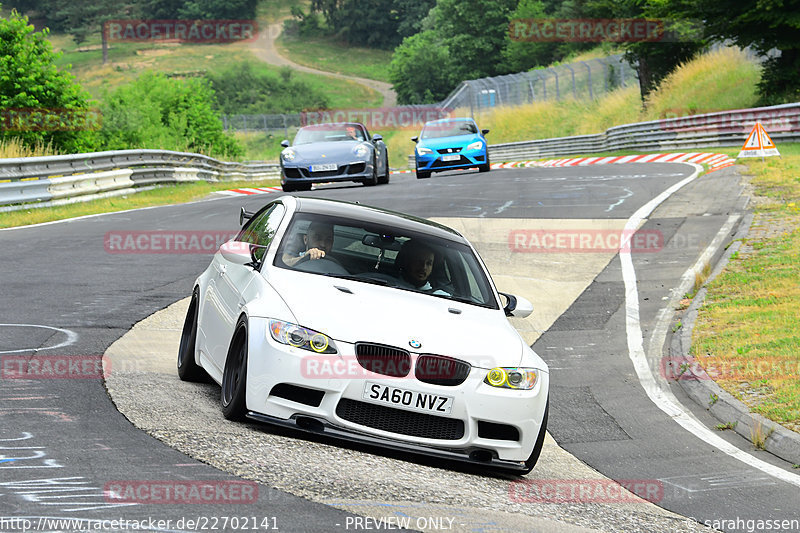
[345,125,361,141]
[282,221,335,267]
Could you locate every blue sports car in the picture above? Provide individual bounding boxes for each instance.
[412,118,490,179]
[280,123,389,192]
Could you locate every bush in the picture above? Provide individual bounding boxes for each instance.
[0,9,96,153]
[205,61,329,115]
[96,71,242,158]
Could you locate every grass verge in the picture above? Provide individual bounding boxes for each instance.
[0,179,279,229]
[276,33,392,82]
[691,143,800,432]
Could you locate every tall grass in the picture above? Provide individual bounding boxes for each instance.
[644,47,762,119]
[0,138,60,159]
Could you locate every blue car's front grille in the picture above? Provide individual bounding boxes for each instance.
[431,156,471,168]
[436,147,462,154]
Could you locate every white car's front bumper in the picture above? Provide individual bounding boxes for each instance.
[245,318,549,469]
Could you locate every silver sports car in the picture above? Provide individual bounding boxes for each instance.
[279,123,389,192]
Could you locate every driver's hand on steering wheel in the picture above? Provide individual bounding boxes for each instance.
[304,247,326,260]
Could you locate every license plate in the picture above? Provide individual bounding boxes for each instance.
[441,154,460,162]
[362,381,453,415]
[311,163,338,172]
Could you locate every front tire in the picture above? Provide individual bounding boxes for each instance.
[479,153,491,173]
[221,316,249,421]
[416,169,431,179]
[520,400,548,475]
[364,156,378,186]
[177,289,206,382]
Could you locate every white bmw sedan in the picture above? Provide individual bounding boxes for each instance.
[178,196,549,474]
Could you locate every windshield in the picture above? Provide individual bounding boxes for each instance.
[293,125,366,144]
[274,213,498,309]
[421,121,478,139]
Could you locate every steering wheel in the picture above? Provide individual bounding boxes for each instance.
[294,256,349,275]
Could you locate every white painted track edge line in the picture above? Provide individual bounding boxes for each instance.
[620,163,800,488]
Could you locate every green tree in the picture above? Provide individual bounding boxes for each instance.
[0,8,96,152]
[655,0,800,104]
[97,71,242,158]
[501,0,561,71]
[429,0,517,81]
[389,30,457,104]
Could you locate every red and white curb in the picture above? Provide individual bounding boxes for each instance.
[217,153,737,197]
[492,152,736,172]
[215,186,282,196]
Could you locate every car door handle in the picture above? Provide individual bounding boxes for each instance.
[218,264,227,276]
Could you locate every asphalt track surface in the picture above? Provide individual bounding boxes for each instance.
[1,164,798,532]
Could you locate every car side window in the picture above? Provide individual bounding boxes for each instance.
[237,203,286,262]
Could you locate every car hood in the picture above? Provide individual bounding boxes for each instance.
[418,134,483,150]
[263,269,527,369]
[290,141,366,161]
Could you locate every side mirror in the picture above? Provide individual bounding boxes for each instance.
[220,241,254,265]
[240,207,255,226]
[481,129,490,135]
[372,134,383,142]
[499,292,533,318]
[411,136,418,143]
[220,241,266,270]
[280,140,290,148]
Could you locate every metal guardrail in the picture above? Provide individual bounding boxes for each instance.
[407,102,800,167]
[0,149,280,209]
[3,103,798,208]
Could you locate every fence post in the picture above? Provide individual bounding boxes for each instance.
[581,61,593,100]
[564,64,576,99]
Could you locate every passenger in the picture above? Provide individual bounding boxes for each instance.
[282,221,335,267]
[396,240,449,295]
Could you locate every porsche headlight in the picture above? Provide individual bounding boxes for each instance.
[268,319,337,354]
[281,148,296,162]
[485,367,538,390]
[417,146,433,155]
[466,140,484,151]
[353,143,370,158]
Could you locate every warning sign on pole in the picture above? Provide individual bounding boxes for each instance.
[737,121,780,158]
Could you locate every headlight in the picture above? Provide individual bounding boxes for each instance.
[353,143,370,158]
[417,146,433,155]
[485,367,538,390]
[268,319,337,354]
[281,148,296,162]
[466,140,483,151]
